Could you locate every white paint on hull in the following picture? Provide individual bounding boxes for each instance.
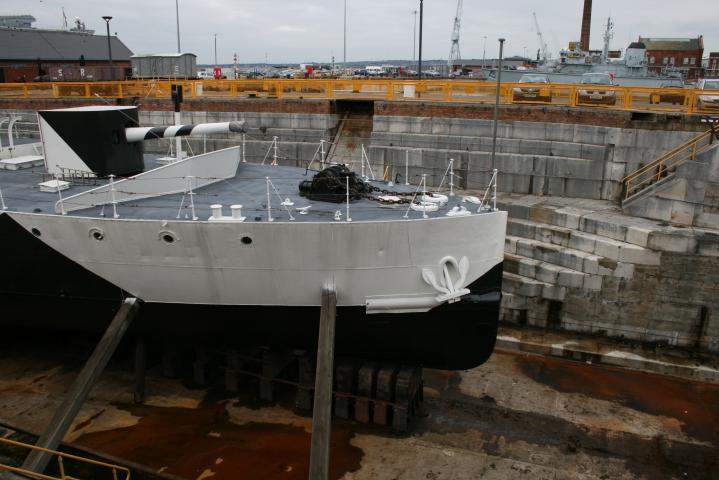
[8,211,506,310]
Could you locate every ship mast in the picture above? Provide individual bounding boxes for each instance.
[533,12,549,62]
[602,17,614,63]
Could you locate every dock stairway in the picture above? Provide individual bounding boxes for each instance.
[326,102,374,167]
[621,125,718,206]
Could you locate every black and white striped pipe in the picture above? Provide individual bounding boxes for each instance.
[125,120,245,143]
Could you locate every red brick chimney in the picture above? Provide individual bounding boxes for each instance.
[580,0,592,51]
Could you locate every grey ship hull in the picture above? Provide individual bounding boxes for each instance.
[0,213,502,370]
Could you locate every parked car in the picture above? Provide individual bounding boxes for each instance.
[577,73,617,105]
[512,74,552,103]
[696,79,719,111]
[649,80,686,105]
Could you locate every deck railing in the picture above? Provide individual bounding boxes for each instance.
[0,79,718,115]
[622,125,718,201]
[0,436,131,480]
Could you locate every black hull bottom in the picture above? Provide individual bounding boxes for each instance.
[0,213,502,370]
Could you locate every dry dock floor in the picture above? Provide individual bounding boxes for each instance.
[1,333,717,480]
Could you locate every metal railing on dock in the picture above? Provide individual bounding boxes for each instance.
[0,436,131,480]
[622,124,719,201]
[1,79,718,115]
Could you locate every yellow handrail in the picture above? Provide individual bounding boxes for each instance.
[0,436,131,480]
[0,79,718,115]
[622,127,717,200]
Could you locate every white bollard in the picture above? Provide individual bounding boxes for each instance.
[231,205,244,219]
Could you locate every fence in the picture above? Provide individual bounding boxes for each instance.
[1,79,718,115]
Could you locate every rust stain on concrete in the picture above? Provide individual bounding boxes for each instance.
[515,353,719,444]
[75,402,363,480]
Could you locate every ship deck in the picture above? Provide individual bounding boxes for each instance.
[0,154,487,223]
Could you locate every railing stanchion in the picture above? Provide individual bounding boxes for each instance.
[405,150,410,185]
[0,186,7,211]
[242,133,246,162]
[346,176,352,222]
[266,177,273,222]
[492,168,498,211]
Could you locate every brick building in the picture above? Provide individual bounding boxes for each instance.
[639,36,704,80]
[0,24,133,82]
[707,53,719,78]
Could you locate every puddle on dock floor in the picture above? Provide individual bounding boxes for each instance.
[515,353,719,444]
[75,402,363,480]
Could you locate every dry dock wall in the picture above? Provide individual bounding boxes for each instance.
[499,195,719,353]
[369,115,699,202]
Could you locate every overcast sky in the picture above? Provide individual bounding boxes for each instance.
[5,0,718,64]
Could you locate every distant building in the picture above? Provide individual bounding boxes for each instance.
[0,26,133,82]
[0,15,36,29]
[625,42,647,68]
[707,53,719,78]
[131,53,197,79]
[639,36,704,80]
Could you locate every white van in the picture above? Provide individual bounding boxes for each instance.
[365,66,384,77]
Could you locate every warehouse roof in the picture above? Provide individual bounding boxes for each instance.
[131,53,197,58]
[0,27,133,61]
[638,36,704,51]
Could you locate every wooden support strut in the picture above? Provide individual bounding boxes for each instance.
[22,298,140,475]
[308,285,337,480]
[133,337,147,404]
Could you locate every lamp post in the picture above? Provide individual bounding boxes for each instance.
[412,10,418,64]
[214,33,218,67]
[343,0,347,73]
[418,0,424,80]
[490,38,505,172]
[101,16,113,80]
[175,0,181,53]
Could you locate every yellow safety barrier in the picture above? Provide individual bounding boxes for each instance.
[0,79,718,115]
[0,436,131,480]
[622,126,718,200]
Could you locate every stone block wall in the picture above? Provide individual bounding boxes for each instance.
[499,195,719,353]
[367,115,699,203]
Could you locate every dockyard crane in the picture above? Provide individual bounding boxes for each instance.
[448,0,463,74]
[533,12,549,63]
